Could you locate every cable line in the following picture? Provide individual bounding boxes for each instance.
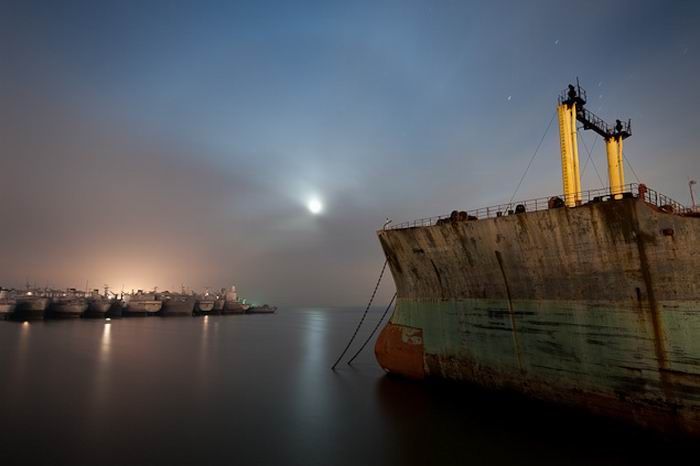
[504,109,557,212]
[578,132,605,188]
[347,292,396,366]
[331,260,388,370]
[624,154,642,183]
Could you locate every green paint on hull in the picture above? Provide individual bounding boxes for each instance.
[377,197,700,434]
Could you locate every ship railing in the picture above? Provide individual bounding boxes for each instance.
[558,86,587,105]
[387,183,692,230]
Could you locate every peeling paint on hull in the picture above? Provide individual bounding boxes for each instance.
[376,198,700,435]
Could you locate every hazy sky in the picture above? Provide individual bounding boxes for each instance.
[2,0,699,305]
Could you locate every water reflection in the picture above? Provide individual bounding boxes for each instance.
[86,321,113,428]
[5,320,32,402]
[0,309,693,466]
[101,321,111,357]
[196,313,212,397]
[291,309,333,443]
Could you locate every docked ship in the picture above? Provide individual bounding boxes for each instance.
[14,289,50,320]
[374,83,700,436]
[246,304,277,314]
[213,293,225,314]
[107,296,125,318]
[159,290,196,316]
[85,287,117,318]
[0,289,16,319]
[49,289,88,318]
[124,290,162,316]
[194,290,216,315]
[221,286,249,314]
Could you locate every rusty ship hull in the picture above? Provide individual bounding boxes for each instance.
[376,195,700,435]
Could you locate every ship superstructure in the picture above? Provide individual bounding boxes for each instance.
[221,285,249,314]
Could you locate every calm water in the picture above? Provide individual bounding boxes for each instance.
[0,308,693,465]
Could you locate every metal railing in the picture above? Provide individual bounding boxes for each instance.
[387,184,693,230]
[558,86,587,105]
[577,107,631,138]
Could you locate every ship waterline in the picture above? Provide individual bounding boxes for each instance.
[160,295,196,316]
[85,299,113,317]
[0,303,15,318]
[14,296,50,320]
[126,301,162,314]
[0,290,15,318]
[376,195,700,435]
[49,300,88,318]
[195,299,216,314]
[222,301,248,314]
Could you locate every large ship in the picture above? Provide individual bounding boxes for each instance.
[85,287,118,318]
[14,289,50,320]
[159,290,196,316]
[221,286,249,314]
[194,290,216,315]
[124,290,162,316]
[49,289,88,318]
[375,83,700,436]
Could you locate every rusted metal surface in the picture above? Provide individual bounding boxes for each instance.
[375,197,700,436]
[375,322,425,380]
[388,183,691,229]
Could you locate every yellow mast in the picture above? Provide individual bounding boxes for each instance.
[557,88,582,207]
[605,135,625,199]
[558,82,631,204]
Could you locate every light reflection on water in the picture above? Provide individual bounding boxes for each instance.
[84,320,113,432]
[196,314,211,396]
[0,308,692,465]
[102,321,111,351]
[5,320,31,402]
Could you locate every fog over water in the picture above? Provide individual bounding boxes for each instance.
[2,0,699,305]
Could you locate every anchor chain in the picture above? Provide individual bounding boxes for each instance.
[347,292,396,365]
[330,259,388,370]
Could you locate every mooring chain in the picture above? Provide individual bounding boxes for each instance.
[346,291,396,365]
[330,259,388,370]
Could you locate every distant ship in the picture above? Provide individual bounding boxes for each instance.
[0,289,16,319]
[246,304,277,314]
[213,294,225,314]
[124,290,162,316]
[85,287,118,318]
[374,83,700,436]
[14,289,50,320]
[49,289,88,318]
[159,291,196,316]
[221,286,249,314]
[194,290,216,315]
[108,296,125,318]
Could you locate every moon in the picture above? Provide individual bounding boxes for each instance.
[307,198,323,215]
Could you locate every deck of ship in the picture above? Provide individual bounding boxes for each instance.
[388,183,694,230]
